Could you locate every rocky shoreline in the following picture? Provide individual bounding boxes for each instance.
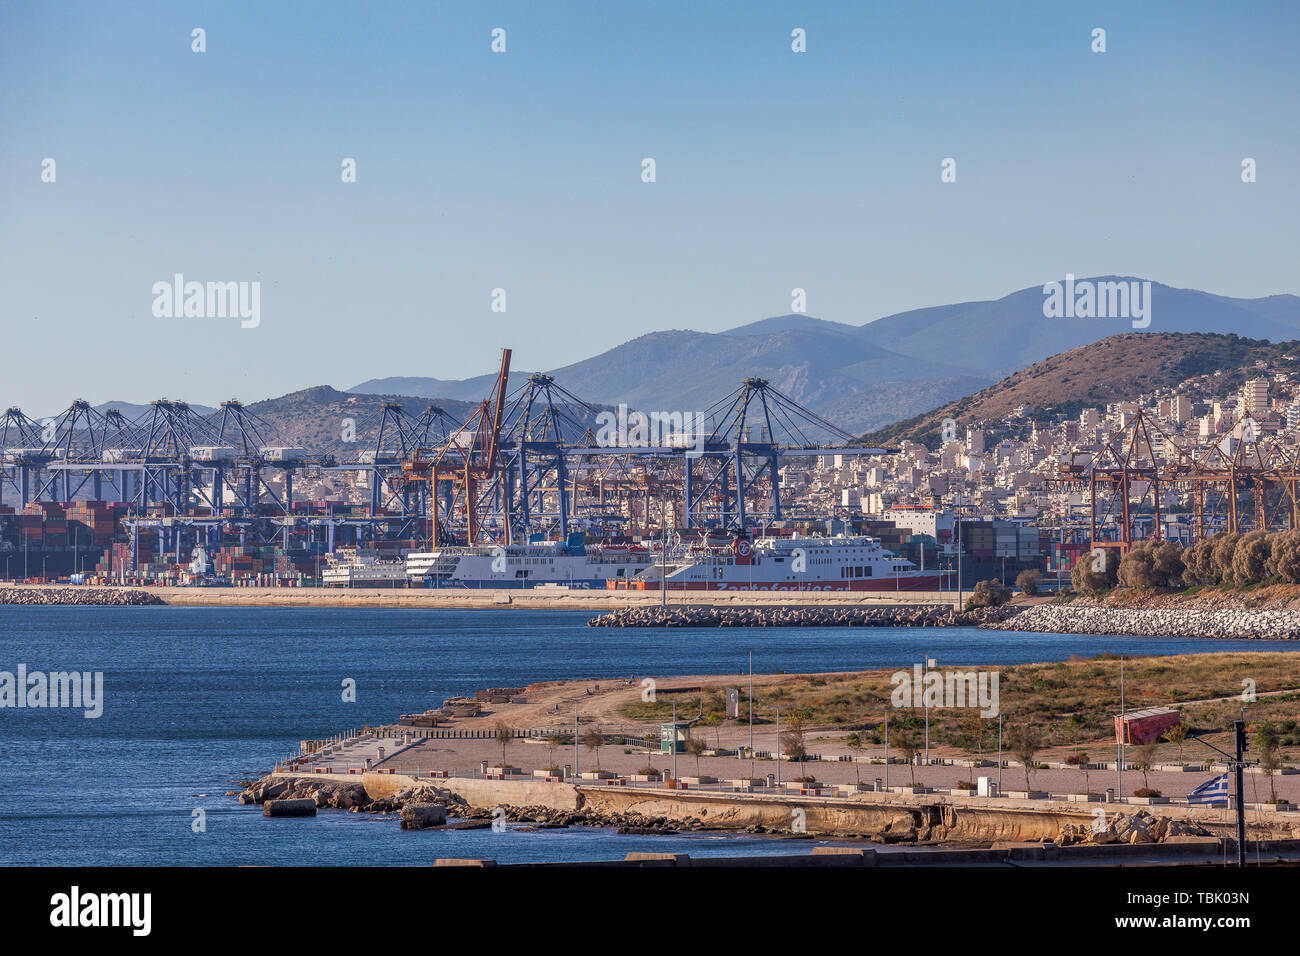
[0,586,163,606]
[588,599,1300,639]
[587,604,1023,628]
[236,775,714,835]
[999,604,1300,640]
[234,774,1212,846]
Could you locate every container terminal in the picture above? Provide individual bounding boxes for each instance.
[0,348,1096,591]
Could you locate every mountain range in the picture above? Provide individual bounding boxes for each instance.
[351,277,1300,435]
[71,278,1300,451]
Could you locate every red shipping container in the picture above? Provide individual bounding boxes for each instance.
[1115,707,1181,745]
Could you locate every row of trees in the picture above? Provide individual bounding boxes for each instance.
[1070,529,1300,593]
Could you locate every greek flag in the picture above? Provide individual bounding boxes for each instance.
[1186,773,1230,807]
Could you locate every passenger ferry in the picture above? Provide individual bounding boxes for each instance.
[321,547,407,587]
[617,534,949,591]
[405,532,658,589]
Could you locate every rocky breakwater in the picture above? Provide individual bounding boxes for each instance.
[238,775,462,814]
[995,604,1300,640]
[589,604,1024,629]
[0,585,163,606]
[235,774,707,833]
[1057,810,1211,846]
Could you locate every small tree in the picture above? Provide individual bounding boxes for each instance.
[684,735,708,778]
[966,578,1012,610]
[1015,569,1041,596]
[1076,749,1090,794]
[1256,722,1281,803]
[643,731,659,770]
[702,712,723,749]
[1162,722,1189,764]
[1072,548,1119,592]
[892,727,921,787]
[845,731,867,784]
[1134,742,1159,792]
[960,711,985,785]
[582,726,604,770]
[780,709,811,780]
[1006,723,1043,790]
[494,722,512,766]
[545,733,565,771]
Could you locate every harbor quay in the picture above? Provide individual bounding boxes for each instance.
[13,582,963,610]
[247,671,1300,849]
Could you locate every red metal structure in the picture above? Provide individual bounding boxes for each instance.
[404,349,512,545]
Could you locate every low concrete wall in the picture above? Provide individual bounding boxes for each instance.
[455,837,1300,867]
[573,786,1094,841]
[438,776,583,812]
[144,584,961,610]
[275,772,1300,843]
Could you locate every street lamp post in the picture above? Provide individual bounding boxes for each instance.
[748,650,754,780]
[560,696,580,777]
[775,706,781,788]
[1118,657,1125,801]
[671,700,677,782]
[923,656,931,765]
[997,714,1003,793]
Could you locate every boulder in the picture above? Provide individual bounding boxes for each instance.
[400,803,448,830]
[264,798,317,817]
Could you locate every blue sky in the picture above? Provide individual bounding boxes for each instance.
[1,0,1297,411]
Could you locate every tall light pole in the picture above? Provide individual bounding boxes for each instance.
[923,656,931,765]
[775,706,781,788]
[1118,657,1125,801]
[997,714,1003,793]
[560,696,579,777]
[671,700,677,782]
[748,650,754,779]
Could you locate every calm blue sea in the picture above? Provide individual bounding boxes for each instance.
[1,606,1292,866]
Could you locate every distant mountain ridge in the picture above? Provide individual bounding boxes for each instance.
[350,278,1300,434]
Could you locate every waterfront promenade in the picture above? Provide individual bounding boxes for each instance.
[0,581,964,610]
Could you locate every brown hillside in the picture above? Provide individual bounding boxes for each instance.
[863,332,1300,447]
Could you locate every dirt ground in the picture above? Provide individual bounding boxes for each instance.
[371,671,1300,802]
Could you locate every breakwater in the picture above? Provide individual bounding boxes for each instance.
[589,600,1300,639]
[588,604,1023,628]
[250,771,1300,847]
[0,586,163,606]
[1000,604,1300,640]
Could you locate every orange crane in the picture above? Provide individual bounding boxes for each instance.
[404,348,512,545]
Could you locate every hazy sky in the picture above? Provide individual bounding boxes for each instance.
[2,1,1297,412]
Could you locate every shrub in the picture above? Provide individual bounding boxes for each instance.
[1071,547,1119,592]
[1133,788,1163,798]
[1118,539,1186,589]
[966,578,1012,610]
[1211,532,1242,584]
[1181,537,1218,585]
[1268,530,1300,584]
[1231,531,1272,585]
[1015,569,1042,596]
